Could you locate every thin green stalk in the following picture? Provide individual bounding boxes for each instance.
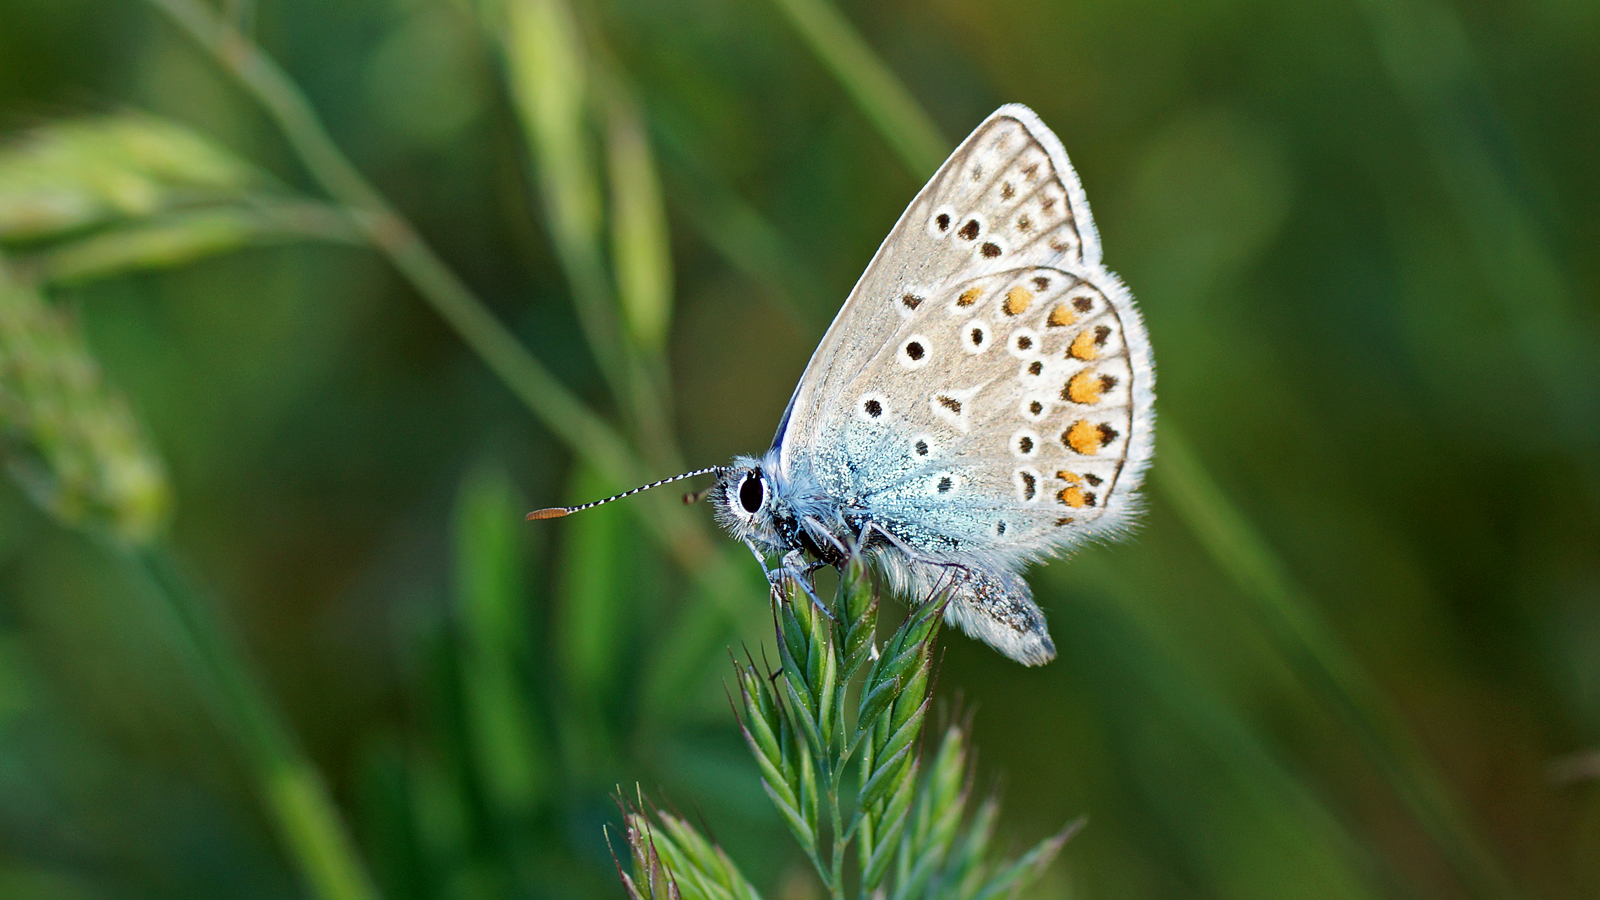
[127,545,381,900]
[497,0,680,467]
[827,677,854,900]
[765,0,946,176]
[758,3,1518,896]
[831,807,846,900]
[29,199,364,284]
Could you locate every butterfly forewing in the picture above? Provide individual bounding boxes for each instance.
[775,105,1106,463]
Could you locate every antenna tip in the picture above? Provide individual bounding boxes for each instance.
[526,507,569,520]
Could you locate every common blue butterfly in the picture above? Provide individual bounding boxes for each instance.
[533,105,1155,665]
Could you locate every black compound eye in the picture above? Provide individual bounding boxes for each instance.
[739,471,764,514]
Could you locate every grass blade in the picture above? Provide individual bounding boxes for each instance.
[762,0,945,176]
[497,0,680,463]
[604,91,674,354]
[453,461,548,818]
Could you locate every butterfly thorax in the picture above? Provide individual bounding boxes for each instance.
[710,452,863,567]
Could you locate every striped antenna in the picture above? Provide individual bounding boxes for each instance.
[527,466,725,520]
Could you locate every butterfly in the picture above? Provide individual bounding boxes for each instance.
[532,104,1155,665]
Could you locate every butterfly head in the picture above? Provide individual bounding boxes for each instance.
[709,452,790,551]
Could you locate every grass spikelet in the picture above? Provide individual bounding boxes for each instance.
[0,113,260,241]
[636,558,1079,900]
[0,256,169,544]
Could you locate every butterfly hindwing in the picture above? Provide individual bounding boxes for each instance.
[826,265,1146,556]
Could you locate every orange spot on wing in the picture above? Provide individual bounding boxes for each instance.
[1057,486,1089,508]
[1064,420,1101,455]
[1003,286,1033,316]
[1055,471,1082,485]
[1068,329,1100,360]
[1047,304,1076,327]
[1066,370,1105,404]
[957,287,981,307]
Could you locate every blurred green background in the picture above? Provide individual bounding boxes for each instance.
[1,0,1597,898]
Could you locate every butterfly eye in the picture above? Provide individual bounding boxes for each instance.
[739,470,765,514]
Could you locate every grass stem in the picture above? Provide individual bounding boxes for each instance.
[765,0,946,176]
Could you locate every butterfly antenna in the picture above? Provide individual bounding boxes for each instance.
[527,466,725,520]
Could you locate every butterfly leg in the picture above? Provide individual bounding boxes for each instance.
[745,540,835,620]
[857,520,971,579]
[778,550,838,621]
[801,515,852,563]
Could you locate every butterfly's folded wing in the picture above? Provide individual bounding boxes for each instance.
[773,105,1155,664]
